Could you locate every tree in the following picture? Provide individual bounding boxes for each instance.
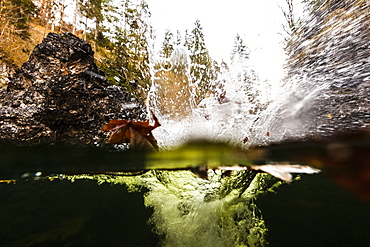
[211,35,262,114]
[152,47,192,119]
[230,34,249,61]
[280,0,304,40]
[160,29,174,59]
[37,0,68,34]
[187,20,213,105]
[0,0,36,38]
[78,0,112,51]
[208,59,229,95]
[302,0,325,12]
[229,35,259,107]
[183,29,191,49]
[175,30,181,46]
[0,0,36,70]
[100,0,152,100]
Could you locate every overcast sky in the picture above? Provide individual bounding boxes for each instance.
[148,0,304,82]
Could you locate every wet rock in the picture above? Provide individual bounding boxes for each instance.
[0,32,146,146]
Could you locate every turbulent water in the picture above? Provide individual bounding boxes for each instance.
[149,1,370,149]
[72,1,370,246]
[251,1,370,145]
[142,2,370,245]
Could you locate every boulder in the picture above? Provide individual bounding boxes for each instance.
[0,32,146,146]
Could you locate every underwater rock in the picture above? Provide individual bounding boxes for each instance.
[0,32,146,146]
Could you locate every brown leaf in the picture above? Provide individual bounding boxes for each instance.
[129,112,161,138]
[101,119,130,131]
[129,126,159,151]
[101,120,131,144]
[102,111,161,151]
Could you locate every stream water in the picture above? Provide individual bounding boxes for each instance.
[1,1,370,246]
[129,1,370,246]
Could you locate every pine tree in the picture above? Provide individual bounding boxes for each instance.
[208,59,229,95]
[187,20,213,104]
[78,0,111,51]
[0,0,36,70]
[183,29,191,50]
[230,34,249,61]
[100,0,152,100]
[160,29,174,59]
[228,35,261,111]
[1,0,36,38]
[175,30,182,46]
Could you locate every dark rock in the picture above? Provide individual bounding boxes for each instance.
[0,32,146,146]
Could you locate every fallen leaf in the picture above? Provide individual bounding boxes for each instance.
[101,119,131,144]
[102,111,161,151]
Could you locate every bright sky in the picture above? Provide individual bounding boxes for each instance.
[149,0,302,83]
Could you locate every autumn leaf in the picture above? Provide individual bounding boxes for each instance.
[102,111,161,151]
[101,119,131,144]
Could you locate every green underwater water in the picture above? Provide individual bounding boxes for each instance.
[68,170,281,247]
[1,170,370,247]
[0,178,157,246]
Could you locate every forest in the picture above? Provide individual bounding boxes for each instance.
[1,0,367,118]
[0,0,267,115]
[1,1,370,245]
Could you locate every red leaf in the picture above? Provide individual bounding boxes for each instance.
[101,120,130,131]
[102,111,161,151]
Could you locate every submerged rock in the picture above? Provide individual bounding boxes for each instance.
[0,32,146,146]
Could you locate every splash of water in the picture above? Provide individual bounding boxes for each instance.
[141,2,370,246]
[68,2,370,246]
[93,42,279,246]
[251,0,370,145]
[141,29,286,247]
[149,47,272,148]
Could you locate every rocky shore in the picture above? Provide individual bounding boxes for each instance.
[0,33,146,146]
